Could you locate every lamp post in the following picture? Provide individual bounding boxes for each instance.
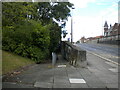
[71,7,75,43]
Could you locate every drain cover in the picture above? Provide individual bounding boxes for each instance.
[57,65,66,67]
[69,78,86,83]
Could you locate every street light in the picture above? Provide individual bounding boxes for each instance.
[71,7,75,43]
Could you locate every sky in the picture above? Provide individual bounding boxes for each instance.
[62,0,119,42]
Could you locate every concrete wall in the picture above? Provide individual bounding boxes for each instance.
[61,41,87,67]
[98,35,120,45]
[86,35,120,45]
[87,39,98,44]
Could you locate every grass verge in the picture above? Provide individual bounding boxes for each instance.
[2,50,35,75]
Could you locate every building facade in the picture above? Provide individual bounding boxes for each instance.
[104,21,120,37]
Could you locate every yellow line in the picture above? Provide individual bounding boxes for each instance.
[87,51,120,66]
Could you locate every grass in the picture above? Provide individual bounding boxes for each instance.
[2,50,35,75]
[0,50,2,75]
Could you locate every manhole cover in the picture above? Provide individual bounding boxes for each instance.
[57,65,66,67]
[69,78,86,83]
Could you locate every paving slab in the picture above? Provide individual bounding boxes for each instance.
[66,67,83,78]
[76,68,93,77]
[99,76,118,84]
[106,83,118,88]
[34,82,53,88]
[54,76,69,83]
[2,54,118,89]
[83,76,106,88]
[3,82,34,88]
[70,83,89,88]
[53,82,70,88]
[36,76,53,83]
[87,83,106,88]
[53,83,70,88]
[54,70,67,76]
[17,74,38,84]
[86,52,118,88]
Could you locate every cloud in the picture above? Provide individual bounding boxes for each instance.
[72,16,103,40]
[111,2,118,7]
[63,0,119,42]
[98,2,118,25]
[63,16,103,42]
[96,3,107,5]
[65,7,118,42]
[69,0,96,8]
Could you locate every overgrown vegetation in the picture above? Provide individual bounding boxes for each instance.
[2,2,73,63]
[3,20,51,63]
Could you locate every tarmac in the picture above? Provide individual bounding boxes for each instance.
[2,52,119,89]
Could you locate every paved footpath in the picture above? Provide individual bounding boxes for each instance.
[2,53,119,89]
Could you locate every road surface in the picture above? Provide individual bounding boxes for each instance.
[76,43,120,65]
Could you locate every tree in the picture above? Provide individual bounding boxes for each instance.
[2,2,74,62]
[37,2,73,25]
[2,2,37,26]
[49,22,61,54]
[37,2,74,54]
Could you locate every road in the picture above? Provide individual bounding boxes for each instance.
[76,43,120,65]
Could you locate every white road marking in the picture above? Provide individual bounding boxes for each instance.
[108,68,118,73]
[87,51,120,66]
[105,62,118,68]
[69,78,86,83]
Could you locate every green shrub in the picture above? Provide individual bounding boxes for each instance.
[2,20,51,63]
[14,43,26,55]
[2,37,17,52]
[26,46,45,63]
[49,23,61,55]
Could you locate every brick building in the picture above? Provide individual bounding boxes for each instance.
[104,21,120,36]
[79,37,88,43]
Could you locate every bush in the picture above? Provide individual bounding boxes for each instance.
[26,46,46,63]
[2,20,50,63]
[49,23,61,56]
[2,37,17,52]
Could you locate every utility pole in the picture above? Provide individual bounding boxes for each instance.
[71,16,73,43]
[71,7,75,43]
